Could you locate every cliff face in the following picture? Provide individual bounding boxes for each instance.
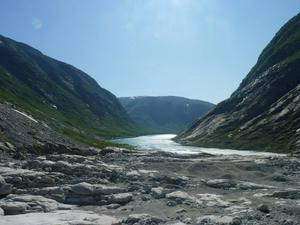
[177,13,300,153]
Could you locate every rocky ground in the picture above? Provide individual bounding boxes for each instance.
[0,146,300,225]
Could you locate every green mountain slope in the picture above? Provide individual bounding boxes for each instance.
[119,96,214,134]
[176,13,300,153]
[0,35,136,147]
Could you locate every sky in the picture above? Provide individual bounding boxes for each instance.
[0,1,299,104]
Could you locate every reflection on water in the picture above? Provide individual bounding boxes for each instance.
[113,134,283,156]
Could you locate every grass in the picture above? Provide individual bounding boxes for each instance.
[0,45,139,148]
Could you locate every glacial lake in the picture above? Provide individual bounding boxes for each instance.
[113,134,282,156]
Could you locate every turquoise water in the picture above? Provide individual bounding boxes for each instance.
[113,134,282,156]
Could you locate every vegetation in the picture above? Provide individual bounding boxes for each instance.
[119,96,214,134]
[0,35,138,146]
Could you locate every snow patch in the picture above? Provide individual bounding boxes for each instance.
[12,109,38,123]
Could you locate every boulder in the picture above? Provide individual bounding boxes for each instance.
[0,194,67,215]
[150,175,189,186]
[94,184,126,195]
[69,182,125,195]
[0,201,28,215]
[0,167,59,189]
[151,187,166,199]
[124,213,164,225]
[106,203,121,209]
[0,175,12,196]
[196,215,236,225]
[236,181,274,190]
[204,179,274,190]
[270,189,300,199]
[109,193,132,204]
[7,194,61,212]
[204,179,236,189]
[65,195,95,205]
[64,182,128,205]
[166,191,192,203]
[257,204,270,213]
[271,174,288,182]
[69,182,95,195]
[16,186,66,202]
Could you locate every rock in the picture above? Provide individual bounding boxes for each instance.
[106,203,121,209]
[109,193,132,204]
[0,175,12,197]
[175,208,187,214]
[0,142,8,151]
[271,174,288,182]
[0,201,28,215]
[197,193,230,208]
[0,167,59,189]
[291,150,300,158]
[204,179,236,189]
[166,191,193,204]
[102,146,131,155]
[150,175,188,186]
[126,170,142,180]
[64,182,127,205]
[204,179,274,190]
[257,204,270,213]
[270,189,300,199]
[231,217,242,225]
[1,194,62,213]
[141,195,151,201]
[196,215,235,225]
[236,181,274,190]
[65,195,95,205]
[0,207,4,216]
[124,213,164,225]
[0,142,15,152]
[69,182,95,195]
[167,201,177,207]
[10,195,60,212]
[151,187,165,199]
[94,184,126,195]
[167,222,187,225]
[16,186,66,202]
[0,210,121,225]
[183,217,193,224]
[283,219,297,225]
[5,142,15,151]
[69,182,125,195]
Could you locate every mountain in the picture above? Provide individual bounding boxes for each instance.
[119,96,214,134]
[176,13,300,153]
[0,35,136,147]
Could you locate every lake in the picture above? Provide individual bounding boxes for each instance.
[113,134,282,156]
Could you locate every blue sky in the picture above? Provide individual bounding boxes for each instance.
[1,1,299,104]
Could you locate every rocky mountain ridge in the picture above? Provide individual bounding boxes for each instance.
[176,13,300,153]
[119,96,214,134]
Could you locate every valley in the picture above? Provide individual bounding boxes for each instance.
[0,5,299,225]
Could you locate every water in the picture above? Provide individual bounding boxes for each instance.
[113,134,283,156]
